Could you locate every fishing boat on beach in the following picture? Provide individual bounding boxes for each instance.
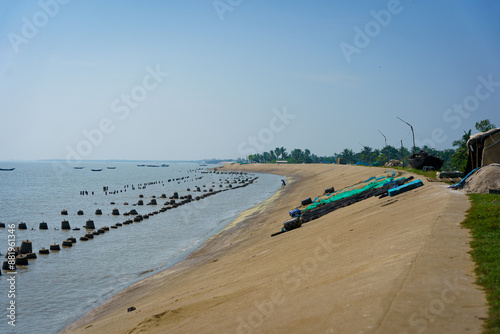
[408,151,444,171]
[396,117,444,171]
[0,168,15,171]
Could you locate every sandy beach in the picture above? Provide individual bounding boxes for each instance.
[62,164,487,334]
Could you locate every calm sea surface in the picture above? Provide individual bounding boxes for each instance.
[0,161,281,334]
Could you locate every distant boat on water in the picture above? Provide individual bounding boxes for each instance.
[0,168,15,171]
[74,167,84,169]
[147,165,159,167]
[137,164,145,167]
[161,164,169,167]
[107,167,116,169]
[91,169,103,172]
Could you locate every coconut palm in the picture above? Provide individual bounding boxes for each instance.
[451,130,471,171]
[341,148,354,164]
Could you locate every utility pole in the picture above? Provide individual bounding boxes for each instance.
[378,130,387,163]
[378,130,387,147]
[397,117,416,154]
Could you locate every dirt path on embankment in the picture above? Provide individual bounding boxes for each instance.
[62,164,487,334]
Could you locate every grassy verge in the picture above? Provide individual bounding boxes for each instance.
[389,166,437,178]
[372,165,438,178]
[462,193,500,333]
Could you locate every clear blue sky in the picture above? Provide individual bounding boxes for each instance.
[1,0,499,161]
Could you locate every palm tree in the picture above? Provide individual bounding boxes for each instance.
[451,130,471,171]
[274,148,281,160]
[341,148,354,164]
[290,149,303,163]
[304,149,311,163]
[269,150,276,162]
[371,149,380,165]
[360,146,373,163]
[280,147,288,160]
[440,148,455,170]
[452,130,472,149]
[380,145,399,161]
[250,153,263,163]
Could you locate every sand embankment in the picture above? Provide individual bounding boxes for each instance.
[62,164,487,333]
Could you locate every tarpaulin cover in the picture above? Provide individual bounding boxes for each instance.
[302,171,405,212]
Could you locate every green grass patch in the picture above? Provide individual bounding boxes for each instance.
[376,166,437,179]
[393,166,436,178]
[462,193,500,333]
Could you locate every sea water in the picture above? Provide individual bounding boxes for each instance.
[0,161,281,334]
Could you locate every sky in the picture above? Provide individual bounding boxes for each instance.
[1,0,499,161]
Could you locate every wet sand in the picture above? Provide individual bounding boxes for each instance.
[62,164,487,333]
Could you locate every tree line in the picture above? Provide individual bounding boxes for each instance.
[245,119,496,172]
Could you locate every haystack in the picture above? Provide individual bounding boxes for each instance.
[462,163,500,194]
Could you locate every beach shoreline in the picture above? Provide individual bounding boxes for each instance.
[60,166,290,333]
[62,164,487,333]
